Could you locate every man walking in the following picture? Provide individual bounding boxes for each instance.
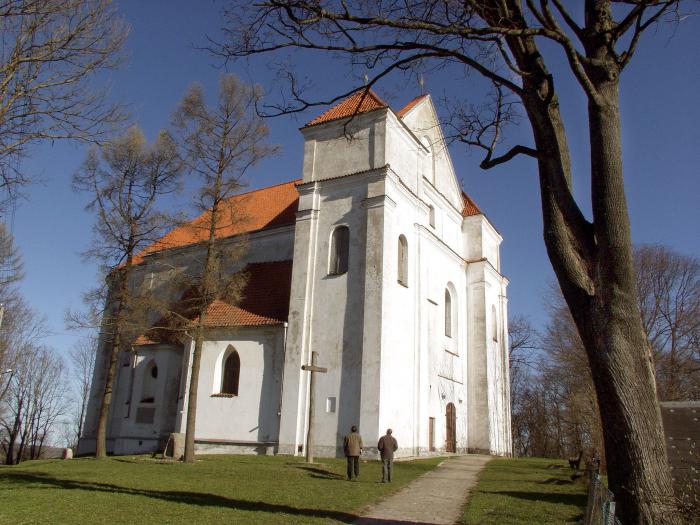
[343,425,363,480]
[377,428,398,483]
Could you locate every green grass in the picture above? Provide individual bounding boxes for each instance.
[461,457,588,524]
[0,454,442,524]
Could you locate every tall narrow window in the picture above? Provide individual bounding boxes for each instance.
[445,289,453,337]
[140,360,158,403]
[492,305,499,342]
[428,205,435,228]
[329,225,349,275]
[398,235,408,286]
[221,350,240,395]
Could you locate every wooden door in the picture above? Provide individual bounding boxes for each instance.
[429,417,435,452]
[446,403,456,453]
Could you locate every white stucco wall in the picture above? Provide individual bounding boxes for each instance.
[189,327,286,444]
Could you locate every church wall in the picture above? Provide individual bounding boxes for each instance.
[384,112,421,194]
[301,110,387,183]
[309,177,378,455]
[376,175,418,456]
[192,326,285,447]
[278,170,389,457]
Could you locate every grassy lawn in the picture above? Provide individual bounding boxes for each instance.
[0,454,442,524]
[461,457,588,524]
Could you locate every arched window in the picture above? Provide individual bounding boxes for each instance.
[140,360,158,403]
[428,205,435,228]
[397,235,408,287]
[445,289,453,338]
[221,350,240,395]
[492,305,499,342]
[329,225,349,275]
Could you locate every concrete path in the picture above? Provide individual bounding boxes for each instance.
[353,454,492,525]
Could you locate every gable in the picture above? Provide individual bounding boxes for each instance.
[397,95,463,210]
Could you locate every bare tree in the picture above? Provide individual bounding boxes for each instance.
[635,245,699,401]
[0,296,47,407]
[0,314,63,465]
[171,74,277,463]
[73,126,183,459]
[216,2,690,521]
[0,0,128,202]
[68,335,97,449]
[521,245,698,463]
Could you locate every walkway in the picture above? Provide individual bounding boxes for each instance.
[353,454,492,525]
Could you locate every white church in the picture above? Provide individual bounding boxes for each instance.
[79,89,512,458]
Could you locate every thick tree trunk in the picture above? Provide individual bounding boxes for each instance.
[574,79,677,524]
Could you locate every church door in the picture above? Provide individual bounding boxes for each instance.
[445,403,456,453]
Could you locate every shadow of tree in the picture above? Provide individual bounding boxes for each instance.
[3,471,358,523]
[484,489,587,507]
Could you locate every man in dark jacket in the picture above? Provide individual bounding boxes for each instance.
[343,425,363,480]
[377,428,398,483]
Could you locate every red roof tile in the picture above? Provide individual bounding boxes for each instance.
[197,260,293,327]
[134,180,300,264]
[397,94,429,118]
[133,260,294,345]
[462,192,482,217]
[305,89,388,127]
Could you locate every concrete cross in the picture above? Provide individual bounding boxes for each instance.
[301,351,327,463]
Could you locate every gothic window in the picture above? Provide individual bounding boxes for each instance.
[445,289,453,338]
[398,235,408,287]
[492,305,499,342]
[140,360,158,403]
[428,205,435,228]
[221,349,240,396]
[329,225,349,275]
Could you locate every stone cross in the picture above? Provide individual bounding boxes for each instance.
[301,351,327,463]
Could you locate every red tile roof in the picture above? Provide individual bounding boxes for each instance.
[305,88,388,127]
[196,260,293,327]
[134,260,294,345]
[397,94,429,117]
[462,192,482,217]
[134,180,300,264]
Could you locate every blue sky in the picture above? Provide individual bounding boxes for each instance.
[10,1,700,358]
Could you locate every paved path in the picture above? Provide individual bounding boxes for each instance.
[353,454,492,525]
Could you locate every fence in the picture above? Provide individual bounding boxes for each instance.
[584,467,621,525]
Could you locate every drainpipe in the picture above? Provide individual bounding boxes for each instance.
[277,322,289,420]
[126,347,137,419]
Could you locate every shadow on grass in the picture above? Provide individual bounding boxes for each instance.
[482,490,587,507]
[4,471,359,523]
[296,465,346,480]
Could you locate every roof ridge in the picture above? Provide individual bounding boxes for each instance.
[225,178,301,199]
[305,88,389,127]
[397,94,430,118]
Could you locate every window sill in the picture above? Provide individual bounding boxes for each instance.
[211,393,238,398]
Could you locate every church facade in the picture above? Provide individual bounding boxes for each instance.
[79,90,512,458]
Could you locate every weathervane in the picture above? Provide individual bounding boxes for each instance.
[419,73,425,95]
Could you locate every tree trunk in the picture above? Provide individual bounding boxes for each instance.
[572,77,677,524]
[95,262,131,459]
[183,174,222,463]
[183,323,204,463]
